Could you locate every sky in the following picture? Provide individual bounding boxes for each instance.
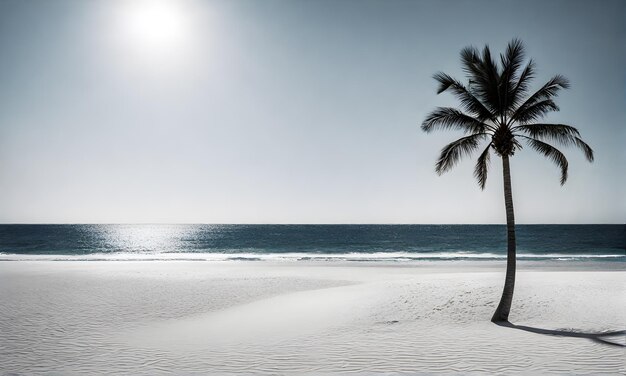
[0,0,624,224]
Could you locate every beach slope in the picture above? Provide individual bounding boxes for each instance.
[1,261,624,374]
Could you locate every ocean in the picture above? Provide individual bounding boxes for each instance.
[0,224,623,262]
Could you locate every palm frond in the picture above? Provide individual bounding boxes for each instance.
[513,75,569,119]
[521,136,569,185]
[421,107,489,134]
[513,123,580,142]
[499,39,525,112]
[474,143,492,190]
[460,46,483,89]
[512,99,559,123]
[454,46,498,115]
[531,75,571,100]
[460,46,481,77]
[500,39,525,79]
[513,123,594,162]
[432,72,496,122]
[481,45,503,114]
[574,137,594,162]
[460,45,501,114]
[435,133,488,175]
[508,59,535,110]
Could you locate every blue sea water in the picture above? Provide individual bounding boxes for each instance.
[0,224,623,262]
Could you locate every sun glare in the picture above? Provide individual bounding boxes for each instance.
[112,0,198,69]
[125,0,186,49]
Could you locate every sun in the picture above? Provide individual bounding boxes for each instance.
[115,0,194,61]
[125,0,186,49]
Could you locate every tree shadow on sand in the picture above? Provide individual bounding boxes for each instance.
[495,321,625,348]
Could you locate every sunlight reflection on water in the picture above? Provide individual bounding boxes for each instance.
[92,224,212,253]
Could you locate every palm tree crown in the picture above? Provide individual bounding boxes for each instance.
[421,39,594,188]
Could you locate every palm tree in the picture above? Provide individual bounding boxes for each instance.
[421,39,594,322]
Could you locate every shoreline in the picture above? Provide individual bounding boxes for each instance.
[1,253,625,265]
[1,258,625,271]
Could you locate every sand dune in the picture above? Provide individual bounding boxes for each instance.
[1,261,624,374]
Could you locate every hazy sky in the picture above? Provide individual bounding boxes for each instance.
[0,0,624,224]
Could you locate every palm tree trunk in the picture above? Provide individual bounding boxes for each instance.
[491,155,516,323]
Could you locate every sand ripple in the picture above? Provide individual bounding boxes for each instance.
[1,262,624,374]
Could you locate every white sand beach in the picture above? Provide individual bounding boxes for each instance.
[1,261,624,375]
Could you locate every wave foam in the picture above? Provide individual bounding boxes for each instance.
[0,251,623,262]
